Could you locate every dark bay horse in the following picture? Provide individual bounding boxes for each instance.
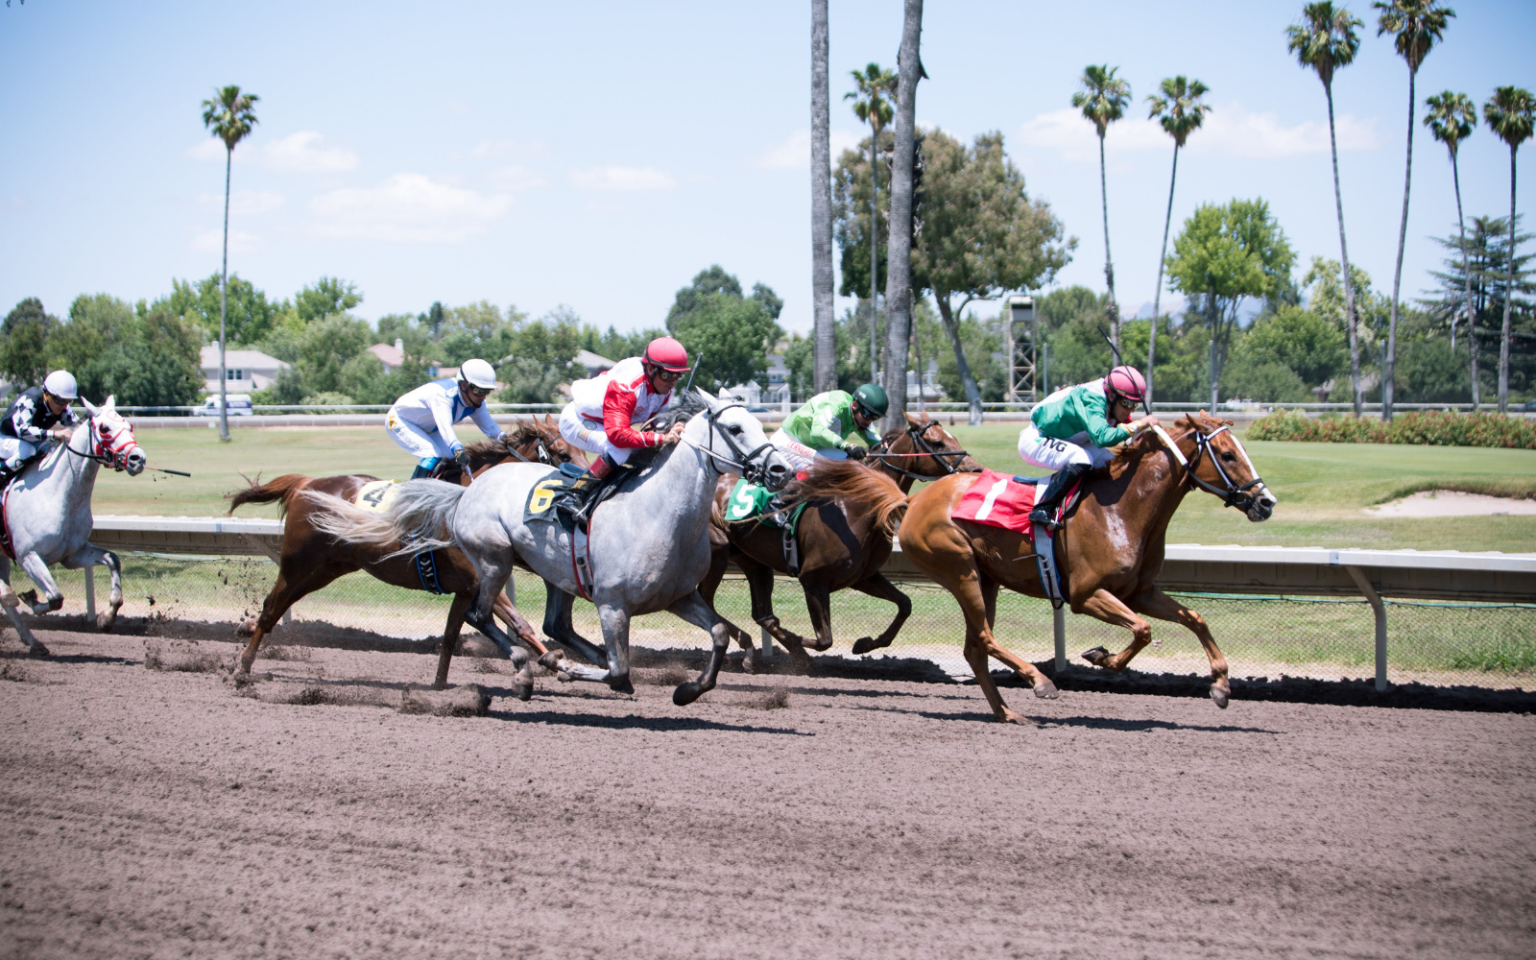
[701,413,980,670]
[897,412,1277,722]
[226,417,586,690]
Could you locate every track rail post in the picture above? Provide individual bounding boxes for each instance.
[1053,604,1066,673]
[84,567,95,619]
[1345,566,1389,691]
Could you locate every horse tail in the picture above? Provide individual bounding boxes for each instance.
[226,474,311,517]
[798,460,910,538]
[302,480,465,558]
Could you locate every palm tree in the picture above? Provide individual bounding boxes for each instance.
[201,84,260,442]
[846,63,897,381]
[1483,85,1535,413]
[881,0,925,428]
[1288,2,1364,416]
[1072,65,1131,349]
[1375,0,1455,422]
[1146,76,1210,406]
[810,0,835,395]
[1424,91,1478,407]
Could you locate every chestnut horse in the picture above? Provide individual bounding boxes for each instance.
[898,413,1277,722]
[226,416,586,689]
[701,414,980,669]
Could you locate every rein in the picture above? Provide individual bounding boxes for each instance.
[866,420,970,481]
[682,401,778,485]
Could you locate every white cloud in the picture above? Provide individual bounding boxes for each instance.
[489,165,546,191]
[184,131,359,173]
[757,128,863,169]
[262,132,359,173]
[198,190,285,215]
[569,166,677,191]
[310,173,510,243]
[192,229,258,253]
[1018,102,1379,162]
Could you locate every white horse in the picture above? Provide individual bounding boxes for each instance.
[1,396,146,655]
[310,391,789,704]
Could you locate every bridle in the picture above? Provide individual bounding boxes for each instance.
[683,401,780,486]
[1159,422,1267,512]
[866,419,971,481]
[64,412,142,472]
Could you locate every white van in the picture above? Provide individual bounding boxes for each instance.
[194,394,254,417]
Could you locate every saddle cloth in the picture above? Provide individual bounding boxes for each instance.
[351,480,444,594]
[951,470,1040,536]
[723,478,806,535]
[522,463,596,601]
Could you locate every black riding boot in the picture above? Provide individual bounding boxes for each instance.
[1029,462,1089,531]
[555,454,617,521]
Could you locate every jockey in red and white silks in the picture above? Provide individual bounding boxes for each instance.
[559,340,688,467]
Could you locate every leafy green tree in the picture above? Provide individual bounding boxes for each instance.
[670,296,780,393]
[162,273,276,345]
[47,295,202,406]
[260,313,375,403]
[911,129,1071,424]
[0,298,58,390]
[497,306,585,403]
[1237,304,1348,389]
[1166,199,1295,407]
[437,301,525,366]
[1394,336,1469,401]
[1146,75,1211,405]
[1374,0,1455,421]
[832,130,892,308]
[1288,1,1364,414]
[1424,90,1480,405]
[293,277,362,324]
[1483,85,1535,411]
[846,62,898,381]
[201,84,260,440]
[1071,64,1131,348]
[1420,215,1534,404]
[665,266,742,328]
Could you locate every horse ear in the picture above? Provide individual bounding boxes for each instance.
[104,395,117,412]
[80,397,100,417]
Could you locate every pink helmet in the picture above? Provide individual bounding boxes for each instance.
[1105,365,1147,403]
[642,336,690,373]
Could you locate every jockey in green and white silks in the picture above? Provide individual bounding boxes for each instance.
[770,384,886,475]
[1019,366,1160,530]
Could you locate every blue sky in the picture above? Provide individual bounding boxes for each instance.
[2,0,1532,338]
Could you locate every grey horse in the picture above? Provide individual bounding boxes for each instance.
[309,390,789,704]
[1,396,147,654]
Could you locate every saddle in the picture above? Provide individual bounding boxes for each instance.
[352,480,445,594]
[723,478,809,576]
[951,471,1085,610]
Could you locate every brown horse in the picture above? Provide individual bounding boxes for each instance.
[226,416,587,690]
[700,413,980,670]
[897,412,1277,722]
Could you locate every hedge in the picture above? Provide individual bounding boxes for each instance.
[1247,410,1536,449]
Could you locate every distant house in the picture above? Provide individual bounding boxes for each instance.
[573,350,615,379]
[199,344,289,394]
[367,339,442,378]
[723,355,791,409]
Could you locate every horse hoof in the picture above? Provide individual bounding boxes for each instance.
[95,613,116,632]
[537,651,564,672]
[512,680,533,702]
[851,637,877,656]
[1081,646,1110,667]
[1033,679,1060,700]
[608,676,634,696]
[740,649,759,675]
[998,709,1028,724]
[27,641,51,659]
[1210,683,1231,710]
[673,681,703,706]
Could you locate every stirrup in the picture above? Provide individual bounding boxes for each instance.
[1030,507,1061,532]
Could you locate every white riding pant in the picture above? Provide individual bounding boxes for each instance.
[0,437,37,469]
[767,428,846,475]
[1017,426,1115,473]
[386,408,454,465]
[558,405,639,466]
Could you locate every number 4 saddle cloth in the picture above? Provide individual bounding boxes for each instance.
[351,479,447,594]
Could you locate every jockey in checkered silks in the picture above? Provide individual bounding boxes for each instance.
[0,370,81,489]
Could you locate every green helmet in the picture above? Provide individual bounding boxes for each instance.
[852,383,889,418]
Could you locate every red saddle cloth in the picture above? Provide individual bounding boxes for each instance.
[951,469,1039,536]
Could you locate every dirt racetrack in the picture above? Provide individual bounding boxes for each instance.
[2,624,1534,960]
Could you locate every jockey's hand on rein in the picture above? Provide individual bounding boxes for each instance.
[842,444,867,461]
[454,446,472,470]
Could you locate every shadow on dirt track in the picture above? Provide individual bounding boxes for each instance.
[17,612,1536,715]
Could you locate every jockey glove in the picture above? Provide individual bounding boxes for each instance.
[842,444,867,461]
[452,444,471,471]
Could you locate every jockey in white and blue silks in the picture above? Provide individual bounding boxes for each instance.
[386,358,514,479]
[0,370,80,489]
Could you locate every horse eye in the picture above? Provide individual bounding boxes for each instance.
[1221,452,1236,462]
[729,424,742,435]
[99,425,111,436]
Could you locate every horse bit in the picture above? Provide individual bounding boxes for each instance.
[866,419,970,481]
[1162,423,1267,512]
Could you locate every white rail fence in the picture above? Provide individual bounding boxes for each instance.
[84,516,1536,691]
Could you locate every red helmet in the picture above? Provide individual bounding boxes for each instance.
[1105,365,1147,403]
[642,336,690,373]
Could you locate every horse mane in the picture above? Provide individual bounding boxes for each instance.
[648,389,710,432]
[1112,411,1234,465]
[462,415,563,472]
[787,459,908,537]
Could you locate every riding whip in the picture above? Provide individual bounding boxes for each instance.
[1098,326,1184,464]
[683,352,705,395]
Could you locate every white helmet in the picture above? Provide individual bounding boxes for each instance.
[459,358,497,390]
[43,370,78,401]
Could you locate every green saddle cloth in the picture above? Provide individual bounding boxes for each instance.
[724,478,806,535]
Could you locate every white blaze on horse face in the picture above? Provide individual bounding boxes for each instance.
[1230,434,1277,504]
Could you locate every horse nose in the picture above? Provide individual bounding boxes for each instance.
[764,459,790,490]
[127,449,146,476]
